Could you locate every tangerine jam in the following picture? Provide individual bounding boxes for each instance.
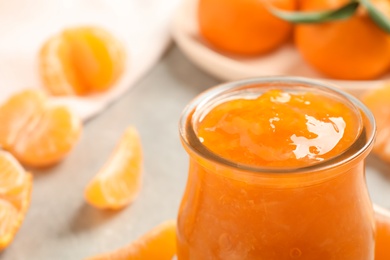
[177,77,376,260]
[197,89,361,168]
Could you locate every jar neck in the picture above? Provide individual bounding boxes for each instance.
[185,148,368,187]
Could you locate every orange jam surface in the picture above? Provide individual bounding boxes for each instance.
[197,89,360,168]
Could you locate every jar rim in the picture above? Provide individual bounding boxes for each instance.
[179,76,376,174]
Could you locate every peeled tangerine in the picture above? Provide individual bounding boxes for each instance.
[85,220,176,260]
[0,90,82,168]
[85,127,142,210]
[39,26,126,96]
[0,151,32,250]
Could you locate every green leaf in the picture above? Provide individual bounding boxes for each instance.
[268,1,359,23]
[360,0,390,33]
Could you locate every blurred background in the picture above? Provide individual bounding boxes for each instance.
[0,0,389,259]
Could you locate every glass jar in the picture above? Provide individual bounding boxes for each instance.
[177,77,376,260]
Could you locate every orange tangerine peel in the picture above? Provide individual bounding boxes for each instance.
[0,89,82,168]
[198,0,296,55]
[85,220,176,260]
[85,126,142,210]
[39,26,126,96]
[294,0,390,80]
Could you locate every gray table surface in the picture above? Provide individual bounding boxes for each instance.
[1,45,389,260]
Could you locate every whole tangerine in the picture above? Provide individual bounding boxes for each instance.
[295,0,390,80]
[198,0,297,56]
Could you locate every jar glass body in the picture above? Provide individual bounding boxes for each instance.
[177,77,376,260]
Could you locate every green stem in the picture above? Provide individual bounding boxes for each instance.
[360,0,390,33]
[267,1,359,23]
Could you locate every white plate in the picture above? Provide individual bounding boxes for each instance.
[375,204,390,218]
[171,0,389,97]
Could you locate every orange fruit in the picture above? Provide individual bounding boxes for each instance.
[85,220,176,260]
[295,0,390,80]
[0,90,82,167]
[39,26,126,96]
[375,206,390,260]
[198,0,296,56]
[361,84,390,162]
[85,127,142,210]
[0,151,32,250]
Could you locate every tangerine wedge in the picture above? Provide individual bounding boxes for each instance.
[0,90,45,150]
[85,220,176,260]
[0,90,82,168]
[85,127,142,210]
[39,26,126,96]
[361,84,390,162]
[0,151,32,250]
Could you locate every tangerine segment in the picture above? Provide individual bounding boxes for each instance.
[0,152,32,250]
[85,220,176,260]
[11,105,82,167]
[361,84,390,162]
[375,206,390,260]
[0,90,45,150]
[0,200,19,250]
[39,26,126,96]
[0,151,27,196]
[198,0,296,55]
[85,127,142,210]
[295,0,390,80]
[63,27,126,92]
[40,35,85,96]
[0,90,82,168]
